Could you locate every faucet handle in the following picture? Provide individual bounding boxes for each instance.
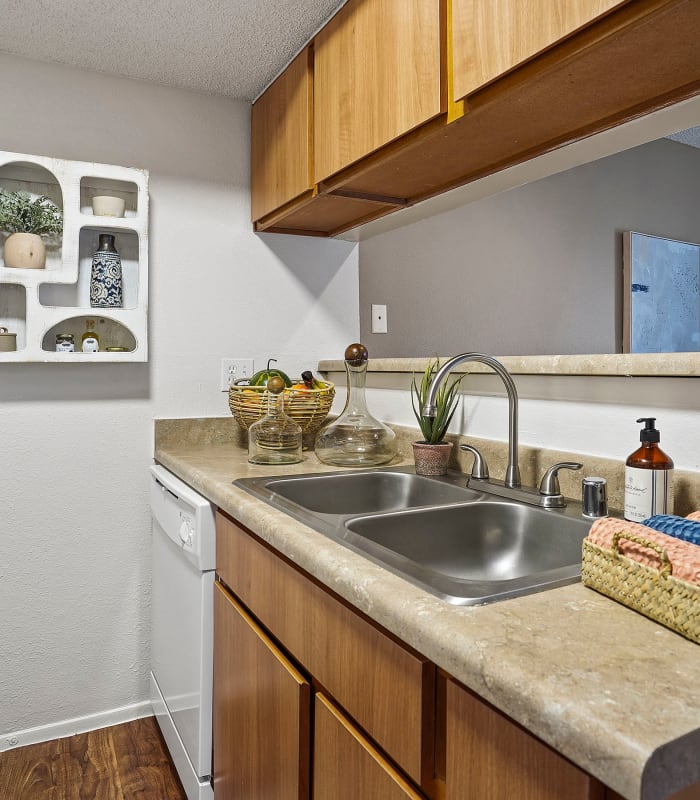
[539,462,583,506]
[460,444,490,480]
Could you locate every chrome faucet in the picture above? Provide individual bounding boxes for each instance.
[423,352,521,488]
[423,352,583,508]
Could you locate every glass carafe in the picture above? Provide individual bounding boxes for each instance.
[248,377,302,465]
[314,343,397,467]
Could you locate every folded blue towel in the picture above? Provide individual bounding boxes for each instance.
[642,514,700,546]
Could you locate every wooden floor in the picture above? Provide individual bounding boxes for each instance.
[0,716,187,800]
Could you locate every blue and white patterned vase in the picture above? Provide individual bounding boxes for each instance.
[90,233,123,308]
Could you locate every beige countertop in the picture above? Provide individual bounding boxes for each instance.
[155,418,700,800]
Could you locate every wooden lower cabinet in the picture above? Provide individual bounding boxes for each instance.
[214,511,688,799]
[216,510,434,788]
[445,677,603,800]
[213,583,310,800]
[314,693,425,800]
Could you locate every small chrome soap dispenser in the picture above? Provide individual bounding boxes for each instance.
[582,477,608,518]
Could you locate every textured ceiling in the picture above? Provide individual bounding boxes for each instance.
[0,0,346,100]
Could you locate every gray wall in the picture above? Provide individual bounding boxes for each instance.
[359,139,700,357]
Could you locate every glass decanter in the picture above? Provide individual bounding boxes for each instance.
[248,376,302,465]
[314,343,397,466]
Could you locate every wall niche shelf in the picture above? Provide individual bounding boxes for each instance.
[0,151,148,362]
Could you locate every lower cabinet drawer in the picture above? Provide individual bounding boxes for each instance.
[314,693,425,800]
[216,510,435,788]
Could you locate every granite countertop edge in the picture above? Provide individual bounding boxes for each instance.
[154,439,700,800]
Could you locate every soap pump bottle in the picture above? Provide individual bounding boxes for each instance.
[624,417,674,522]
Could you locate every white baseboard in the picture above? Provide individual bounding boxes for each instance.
[0,700,153,752]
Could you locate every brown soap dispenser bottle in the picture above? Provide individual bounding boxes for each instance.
[624,417,674,522]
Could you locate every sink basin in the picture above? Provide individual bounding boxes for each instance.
[262,470,479,515]
[234,468,592,606]
[343,502,590,604]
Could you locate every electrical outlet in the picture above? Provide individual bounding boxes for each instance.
[371,304,388,334]
[220,358,255,391]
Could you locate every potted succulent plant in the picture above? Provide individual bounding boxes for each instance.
[0,189,63,269]
[411,358,464,475]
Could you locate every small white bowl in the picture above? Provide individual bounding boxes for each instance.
[92,195,126,217]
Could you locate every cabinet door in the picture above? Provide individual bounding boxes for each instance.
[313,0,442,183]
[213,582,310,800]
[445,679,604,800]
[314,693,425,800]
[216,511,434,789]
[451,0,628,102]
[251,48,313,222]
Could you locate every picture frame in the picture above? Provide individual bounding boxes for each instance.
[622,231,700,353]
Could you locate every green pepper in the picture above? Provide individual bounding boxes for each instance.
[249,358,292,387]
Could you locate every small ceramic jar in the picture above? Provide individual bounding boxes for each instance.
[0,326,17,352]
[91,195,126,217]
[55,333,75,352]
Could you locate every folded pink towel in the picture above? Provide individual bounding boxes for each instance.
[586,517,700,586]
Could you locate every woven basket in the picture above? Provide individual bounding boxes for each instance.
[582,531,700,644]
[228,382,335,436]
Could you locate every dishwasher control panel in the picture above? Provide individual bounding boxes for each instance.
[150,465,216,571]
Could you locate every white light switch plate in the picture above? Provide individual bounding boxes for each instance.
[371,304,388,334]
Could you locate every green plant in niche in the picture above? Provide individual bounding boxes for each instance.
[411,358,464,444]
[0,189,63,236]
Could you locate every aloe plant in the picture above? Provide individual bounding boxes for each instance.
[0,189,63,236]
[411,358,464,444]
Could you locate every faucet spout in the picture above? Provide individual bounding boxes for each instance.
[423,352,521,488]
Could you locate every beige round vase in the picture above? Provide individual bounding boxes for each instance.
[3,232,46,269]
[412,440,453,476]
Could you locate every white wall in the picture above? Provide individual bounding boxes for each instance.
[0,53,359,746]
[362,379,700,473]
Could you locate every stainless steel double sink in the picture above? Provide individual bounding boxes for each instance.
[234,467,592,606]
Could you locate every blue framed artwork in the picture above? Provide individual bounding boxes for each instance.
[623,231,700,353]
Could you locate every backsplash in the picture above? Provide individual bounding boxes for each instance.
[394,426,700,517]
[154,417,700,516]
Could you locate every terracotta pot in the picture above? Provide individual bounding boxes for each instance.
[3,232,46,269]
[412,440,453,476]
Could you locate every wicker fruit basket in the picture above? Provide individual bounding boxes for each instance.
[228,381,335,436]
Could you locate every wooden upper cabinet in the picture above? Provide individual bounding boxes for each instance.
[451,0,629,102]
[313,0,442,184]
[251,48,313,222]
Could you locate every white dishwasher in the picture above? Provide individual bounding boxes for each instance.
[149,464,216,800]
